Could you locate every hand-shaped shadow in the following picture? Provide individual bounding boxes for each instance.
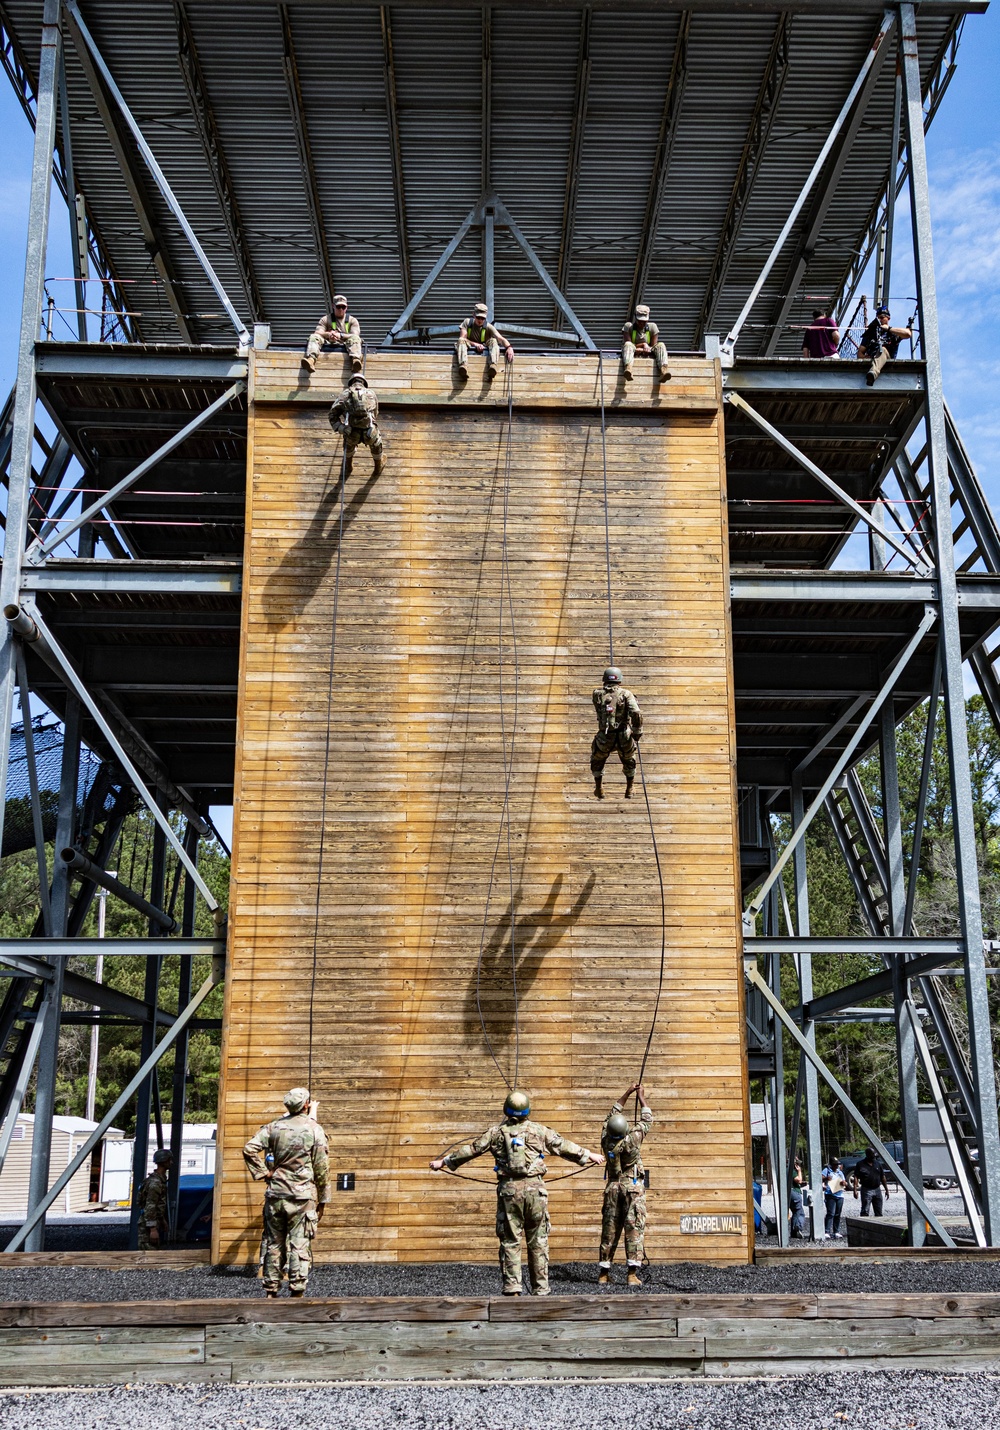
[261,456,381,629]
[468,871,597,1046]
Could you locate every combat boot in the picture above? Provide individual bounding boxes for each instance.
[623,365,634,381]
[457,362,469,380]
[352,356,364,372]
[594,777,604,800]
[290,1288,305,1298]
[487,365,498,380]
[302,354,316,373]
[625,777,634,799]
[657,366,671,383]
[627,1270,642,1288]
[373,453,386,478]
[265,1290,278,1298]
[598,1269,610,1286]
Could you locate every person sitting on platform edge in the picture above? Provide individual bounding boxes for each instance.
[455,302,514,380]
[851,1147,890,1218]
[328,372,385,478]
[136,1147,172,1249]
[621,304,670,383]
[801,307,841,359]
[429,1089,602,1296]
[243,1087,330,1298]
[858,305,912,386]
[592,665,643,801]
[302,294,363,375]
[598,1082,652,1287]
[822,1155,847,1240]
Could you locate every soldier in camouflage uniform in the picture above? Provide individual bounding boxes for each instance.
[455,302,515,381]
[621,304,670,383]
[430,1089,601,1295]
[243,1087,330,1298]
[591,665,643,800]
[328,373,385,477]
[136,1147,172,1250]
[599,1082,653,1287]
[303,294,363,373]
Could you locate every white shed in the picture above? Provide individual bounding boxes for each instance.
[0,1114,124,1217]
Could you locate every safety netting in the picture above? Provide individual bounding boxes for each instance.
[2,719,106,857]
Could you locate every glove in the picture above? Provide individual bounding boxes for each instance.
[632,726,642,741]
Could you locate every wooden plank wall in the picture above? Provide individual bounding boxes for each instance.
[3,1296,1000,1383]
[215,351,751,1265]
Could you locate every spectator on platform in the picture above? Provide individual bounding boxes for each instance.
[858,306,912,385]
[822,1156,847,1240]
[303,295,363,374]
[801,308,841,359]
[622,304,670,383]
[852,1147,890,1217]
[455,303,514,381]
[789,1156,808,1238]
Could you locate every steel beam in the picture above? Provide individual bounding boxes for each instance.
[34,347,247,381]
[555,6,591,313]
[789,779,823,1237]
[56,46,86,342]
[0,937,222,960]
[802,952,967,1019]
[65,0,249,344]
[901,0,1000,1242]
[380,6,410,307]
[5,962,224,1253]
[629,10,690,314]
[279,2,335,308]
[762,11,894,355]
[697,13,791,343]
[15,651,52,936]
[21,560,242,595]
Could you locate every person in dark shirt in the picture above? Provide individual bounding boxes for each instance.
[801,308,840,359]
[858,306,912,385]
[851,1148,890,1217]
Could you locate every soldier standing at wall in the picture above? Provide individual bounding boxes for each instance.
[430,1089,602,1295]
[598,1083,653,1287]
[328,373,386,477]
[455,302,515,380]
[302,294,363,374]
[136,1147,172,1249]
[243,1087,330,1298]
[621,304,670,383]
[591,665,643,800]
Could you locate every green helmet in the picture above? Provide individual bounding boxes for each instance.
[503,1089,531,1120]
[603,666,622,686]
[607,1112,629,1140]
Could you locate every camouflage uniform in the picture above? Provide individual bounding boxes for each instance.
[456,313,511,376]
[591,684,643,781]
[307,309,363,366]
[444,1118,594,1294]
[328,382,384,474]
[136,1167,169,1250]
[243,1111,331,1295]
[599,1100,653,1268]
[621,311,669,381]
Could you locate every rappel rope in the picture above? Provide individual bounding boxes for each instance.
[596,351,667,1108]
[474,367,521,1092]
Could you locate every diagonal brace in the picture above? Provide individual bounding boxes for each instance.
[0,996,49,1179]
[5,963,222,1252]
[384,205,479,344]
[492,198,595,350]
[725,391,931,573]
[748,604,937,919]
[28,381,245,562]
[745,959,956,1248]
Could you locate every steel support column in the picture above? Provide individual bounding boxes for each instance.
[901,0,1000,1242]
[167,820,199,1234]
[791,777,824,1238]
[128,792,169,1248]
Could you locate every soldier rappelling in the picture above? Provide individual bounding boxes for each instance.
[598,1082,653,1287]
[429,1089,602,1295]
[591,665,643,800]
[328,372,385,477]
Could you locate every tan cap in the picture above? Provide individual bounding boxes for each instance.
[284,1086,311,1112]
[634,304,650,319]
[474,302,489,316]
[332,294,348,308]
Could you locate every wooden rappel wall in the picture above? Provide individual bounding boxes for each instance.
[215,351,752,1265]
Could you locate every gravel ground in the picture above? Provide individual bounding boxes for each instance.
[0,1371,997,1430]
[7,1255,1000,1302]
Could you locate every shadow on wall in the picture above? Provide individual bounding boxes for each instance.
[468,871,597,1052]
[261,448,382,629]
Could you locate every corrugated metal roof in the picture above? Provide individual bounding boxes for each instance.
[2,1,967,351]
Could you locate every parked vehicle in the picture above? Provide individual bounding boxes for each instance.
[840,1142,904,1184]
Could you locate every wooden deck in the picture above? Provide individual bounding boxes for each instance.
[2,1294,999,1384]
[216,350,750,1266]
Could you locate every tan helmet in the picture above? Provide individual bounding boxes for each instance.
[347,372,369,387]
[474,301,489,317]
[284,1086,311,1113]
[634,303,650,320]
[503,1089,531,1120]
[332,294,348,309]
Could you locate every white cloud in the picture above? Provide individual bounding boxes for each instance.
[931,146,1000,317]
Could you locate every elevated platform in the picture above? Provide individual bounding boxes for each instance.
[216,349,750,1265]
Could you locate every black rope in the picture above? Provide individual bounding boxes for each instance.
[474,366,521,1090]
[307,443,348,1087]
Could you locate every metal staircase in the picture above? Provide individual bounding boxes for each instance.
[825,771,984,1209]
[0,973,48,1157]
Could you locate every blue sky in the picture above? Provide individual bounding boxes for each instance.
[0,11,997,837]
